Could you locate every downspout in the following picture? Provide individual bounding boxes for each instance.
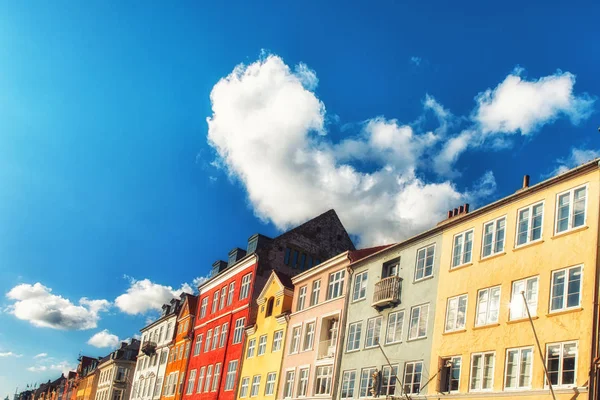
[590,162,600,400]
[331,254,353,400]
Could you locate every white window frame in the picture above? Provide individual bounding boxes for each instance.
[364,316,382,348]
[212,326,220,350]
[220,287,227,310]
[385,310,404,344]
[250,375,261,397]
[340,370,356,400]
[555,184,588,235]
[314,365,333,395]
[204,365,213,393]
[445,294,468,332]
[510,276,539,320]
[403,361,423,395]
[302,321,315,351]
[204,330,212,353]
[283,370,295,399]
[224,360,238,391]
[228,282,235,306]
[346,321,362,352]
[481,216,506,258]
[200,297,208,319]
[550,265,583,313]
[381,364,399,396]
[504,346,534,390]
[186,370,196,395]
[290,326,301,354]
[272,330,283,352]
[469,352,495,392]
[193,334,203,356]
[545,341,578,388]
[247,338,256,358]
[415,244,435,281]
[197,367,205,393]
[515,201,544,247]
[327,270,345,300]
[258,334,268,356]
[451,229,474,268]
[264,372,277,396]
[352,271,368,302]
[240,377,250,398]
[475,286,501,327]
[408,303,429,340]
[297,367,310,397]
[297,286,307,311]
[359,367,376,398]
[212,291,219,314]
[310,280,321,307]
[211,363,221,392]
[233,318,245,344]
[240,274,252,300]
[220,323,228,347]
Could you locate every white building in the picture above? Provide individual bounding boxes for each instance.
[95,340,140,400]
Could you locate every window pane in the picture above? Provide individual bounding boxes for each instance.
[517,209,529,245]
[532,204,543,240]
[551,271,565,311]
[557,193,570,232]
[567,267,582,308]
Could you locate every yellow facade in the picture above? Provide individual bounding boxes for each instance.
[428,163,600,399]
[237,271,293,400]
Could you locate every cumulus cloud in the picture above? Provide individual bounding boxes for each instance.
[88,329,120,348]
[548,146,600,177]
[27,361,74,375]
[0,352,22,358]
[33,353,48,359]
[474,68,594,135]
[193,275,210,288]
[5,283,110,330]
[206,54,593,245]
[115,277,194,315]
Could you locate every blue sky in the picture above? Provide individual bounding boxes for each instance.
[0,0,598,393]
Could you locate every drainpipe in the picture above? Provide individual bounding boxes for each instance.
[331,255,353,400]
[590,162,600,400]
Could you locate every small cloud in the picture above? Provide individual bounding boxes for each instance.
[546,146,600,177]
[87,329,120,348]
[27,361,74,375]
[33,353,48,359]
[27,366,47,372]
[193,276,210,288]
[0,352,22,358]
[410,56,422,66]
[209,176,218,182]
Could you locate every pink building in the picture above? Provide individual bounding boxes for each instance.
[277,247,389,400]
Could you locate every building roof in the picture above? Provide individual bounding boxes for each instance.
[272,270,294,290]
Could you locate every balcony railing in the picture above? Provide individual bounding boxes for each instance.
[372,276,402,309]
[141,341,157,356]
[317,339,337,360]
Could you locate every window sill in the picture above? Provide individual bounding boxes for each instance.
[547,307,583,317]
[413,275,435,284]
[449,263,473,272]
[345,349,360,354]
[473,323,500,330]
[552,225,589,239]
[507,316,538,324]
[513,239,544,252]
[383,341,402,346]
[443,329,467,336]
[351,298,367,304]
[480,252,506,262]
[406,336,427,342]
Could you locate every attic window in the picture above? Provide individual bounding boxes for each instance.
[265,297,275,317]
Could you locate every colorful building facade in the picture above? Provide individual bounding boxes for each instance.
[428,161,600,399]
[95,339,140,400]
[237,271,294,400]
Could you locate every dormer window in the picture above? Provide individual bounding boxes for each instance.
[265,297,275,317]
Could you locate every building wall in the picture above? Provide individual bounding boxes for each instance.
[337,233,443,400]
[278,253,351,400]
[428,168,600,399]
[237,274,293,400]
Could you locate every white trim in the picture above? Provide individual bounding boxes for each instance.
[549,264,583,313]
[444,294,468,333]
[414,243,436,282]
[199,255,258,293]
[554,183,589,236]
[195,304,248,328]
[292,252,351,284]
[469,351,496,392]
[504,346,534,390]
[544,340,578,388]
[480,215,507,259]
[451,228,475,269]
[514,200,545,248]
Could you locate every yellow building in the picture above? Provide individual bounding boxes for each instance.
[237,271,294,400]
[428,159,600,399]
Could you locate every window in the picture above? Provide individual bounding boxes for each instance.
[470,352,495,391]
[178,344,184,359]
[240,377,250,398]
[556,185,587,234]
[194,334,203,356]
[250,375,261,397]
[445,294,468,332]
[359,367,376,397]
[200,298,208,319]
[264,372,277,396]
[452,230,474,268]
[550,266,582,312]
[290,326,301,353]
[178,372,184,394]
[265,297,275,317]
[440,357,460,393]
[220,323,228,347]
[233,318,245,344]
[228,282,235,306]
[302,322,315,351]
[204,365,213,392]
[476,287,501,326]
[516,202,544,246]
[205,330,212,352]
[284,248,291,265]
[225,360,238,391]
[185,342,190,358]
[283,371,295,398]
[186,370,197,394]
[408,304,429,340]
[482,217,506,257]
[383,259,399,278]
[212,363,221,391]
[297,286,307,311]
[314,365,333,395]
[155,377,164,397]
[310,280,321,306]
[352,271,368,301]
[272,330,283,352]
[510,277,539,320]
[212,327,220,350]
[258,335,267,356]
[197,367,205,393]
[546,341,577,387]
[403,361,423,395]
[386,310,404,344]
[220,287,227,310]
[240,274,252,300]
[365,316,382,348]
[505,347,533,389]
[297,368,309,397]
[167,323,173,339]
[415,244,435,281]
[346,321,362,352]
[340,371,356,399]
[327,270,345,299]
[381,365,398,396]
[212,291,219,313]
[247,338,256,358]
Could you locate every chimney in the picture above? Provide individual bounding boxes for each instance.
[447,210,453,218]
[211,260,228,276]
[464,203,469,213]
[228,248,247,266]
[522,175,530,189]
[453,208,459,217]
[459,205,464,214]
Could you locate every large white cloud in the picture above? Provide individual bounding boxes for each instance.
[88,330,120,348]
[474,68,594,135]
[6,283,110,330]
[114,277,194,315]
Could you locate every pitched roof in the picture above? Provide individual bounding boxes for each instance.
[349,245,394,263]
[272,270,294,290]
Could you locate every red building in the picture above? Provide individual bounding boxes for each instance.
[182,210,354,400]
